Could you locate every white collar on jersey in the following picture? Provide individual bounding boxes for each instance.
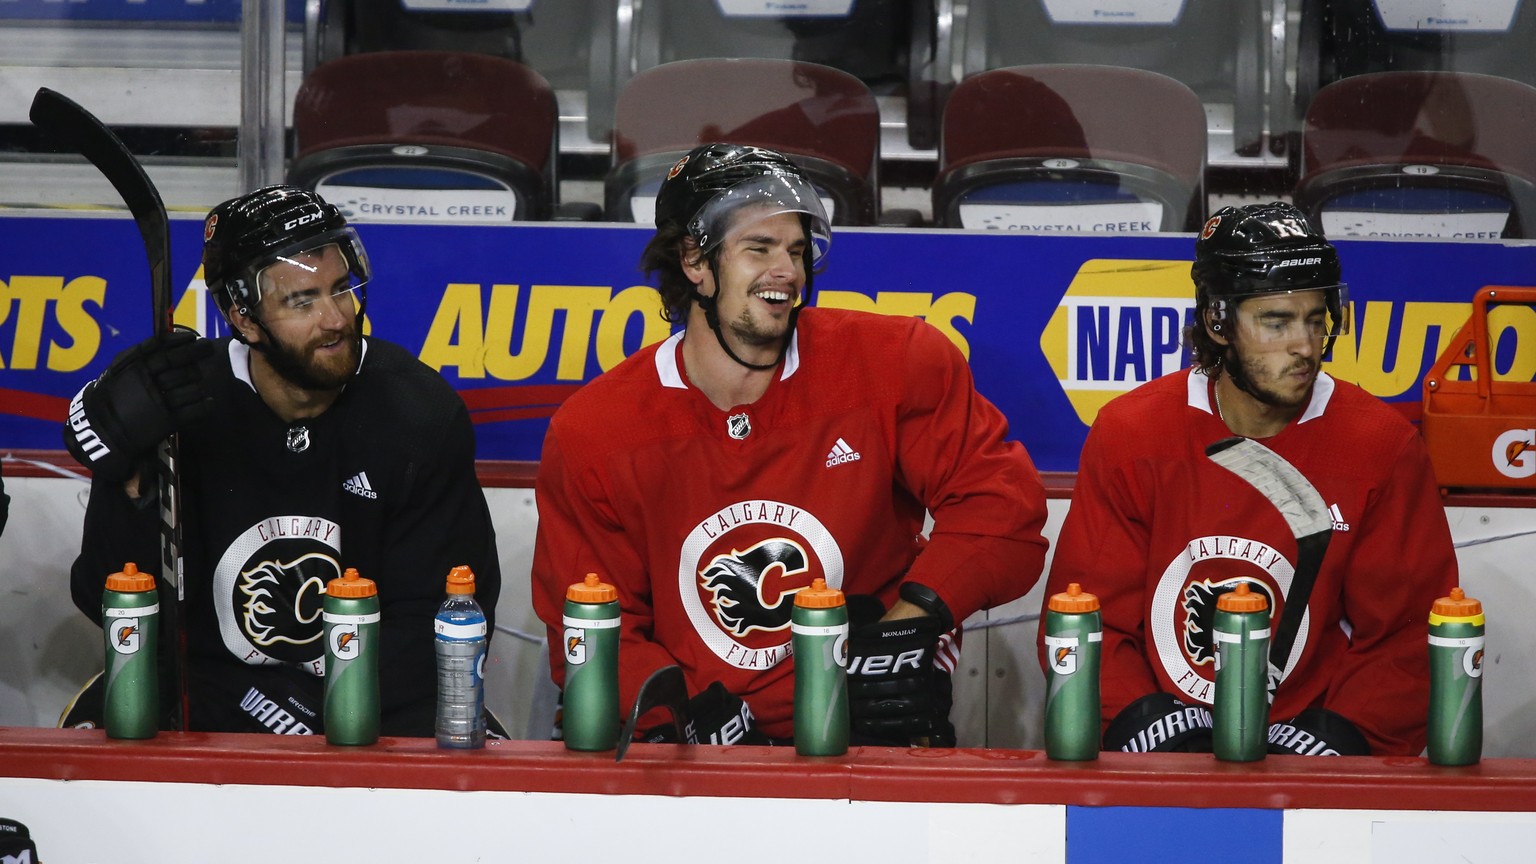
[228,336,369,393]
[1186,367,1335,425]
[654,329,801,390]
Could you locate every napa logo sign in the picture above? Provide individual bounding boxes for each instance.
[1040,259,1196,425]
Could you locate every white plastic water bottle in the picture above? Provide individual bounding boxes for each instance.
[435,565,488,749]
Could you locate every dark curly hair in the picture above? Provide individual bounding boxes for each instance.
[640,221,705,326]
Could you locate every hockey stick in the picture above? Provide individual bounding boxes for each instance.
[614,664,693,762]
[1206,436,1333,702]
[30,87,188,731]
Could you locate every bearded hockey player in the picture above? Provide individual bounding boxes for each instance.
[531,143,1049,746]
[65,185,500,735]
[1040,201,1457,756]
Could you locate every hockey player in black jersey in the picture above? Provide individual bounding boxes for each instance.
[64,185,501,736]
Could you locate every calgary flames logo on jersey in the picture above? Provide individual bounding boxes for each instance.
[679,500,844,670]
[214,515,342,676]
[1180,577,1279,666]
[701,538,810,637]
[1149,534,1310,704]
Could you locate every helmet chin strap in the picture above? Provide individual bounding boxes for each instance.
[693,257,801,372]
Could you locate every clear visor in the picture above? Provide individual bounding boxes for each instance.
[252,233,371,321]
[689,174,832,267]
[1218,284,1351,344]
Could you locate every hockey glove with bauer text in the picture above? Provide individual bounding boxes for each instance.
[62,329,215,483]
[1103,692,1215,753]
[846,587,957,747]
[1267,707,1371,756]
[642,681,769,746]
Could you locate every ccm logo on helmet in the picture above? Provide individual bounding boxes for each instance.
[283,212,323,231]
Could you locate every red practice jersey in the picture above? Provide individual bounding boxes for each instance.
[534,307,1049,738]
[1043,368,1457,755]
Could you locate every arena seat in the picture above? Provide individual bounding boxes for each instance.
[1292,71,1536,240]
[596,0,936,149]
[287,50,561,223]
[932,65,1207,233]
[955,0,1266,157]
[1292,0,1536,156]
[604,58,883,227]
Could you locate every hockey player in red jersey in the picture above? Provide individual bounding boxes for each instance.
[64,186,501,735]
[532,143,1049,745]
[1040,201,1457,756]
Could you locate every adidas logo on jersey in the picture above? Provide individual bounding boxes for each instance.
[342,471,377,499]
[1329,503,1350,532]
[825,437,862,468]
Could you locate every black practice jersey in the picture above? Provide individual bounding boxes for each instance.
[71,337,501,736]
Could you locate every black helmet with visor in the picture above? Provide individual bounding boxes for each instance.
[202,185,370,342]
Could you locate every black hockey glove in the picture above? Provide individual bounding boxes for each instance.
[1103,692,1214,753]
[1267,707,1371,756]
[846,589,956,748]
[62,329,215,483]
[642,681,769,746]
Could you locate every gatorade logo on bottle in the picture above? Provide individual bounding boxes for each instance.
[564,627,587,664]
[1465,642,1486,678]
[331,624,361,661]
[112,619,142,655]
[1045,636,1079,675]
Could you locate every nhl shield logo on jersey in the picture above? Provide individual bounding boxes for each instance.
[679,500,845,670]
[1149,534,1310,704]
[214,516,343,675]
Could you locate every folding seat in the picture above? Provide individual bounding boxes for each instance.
[932,65,1207,233]
[604,58,882,227]
[288,50,560,222]
[1292,71,1536,240]
[306,0,525,72]
[1293,0,1536,144]
[594,0,937,148]
[955,0,1267,157]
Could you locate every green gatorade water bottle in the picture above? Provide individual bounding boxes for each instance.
[1044,582,1102,761]
[1212,583,1269,762]
[103,562,159,739]
[563,573,621,751]
[1428,587,1484,766]
[323,568,380,745]
[793,578,849,756]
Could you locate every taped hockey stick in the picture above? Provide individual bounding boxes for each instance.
[1206,436,1333,702]
[30,87,188,731]
[615,664,693,762]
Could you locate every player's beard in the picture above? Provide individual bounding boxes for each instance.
[263,319,361,392]
[724,278,798,349]
[1233,349,1318,410]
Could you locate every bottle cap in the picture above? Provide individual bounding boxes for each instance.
[567,572,617,603]
[1047,582,1099,613]
[1216,582,1268,613]
[1431,586,1483,619]
[445,565,476,595]
[105,562,156,593]
[794,577,845,608]
[327,567,378,598]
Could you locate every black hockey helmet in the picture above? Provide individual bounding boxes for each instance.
[654,142,831,266]
[202,185,371,324]
[1192,201,1349,351]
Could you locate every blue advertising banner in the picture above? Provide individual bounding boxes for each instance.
[3,213,1533,472]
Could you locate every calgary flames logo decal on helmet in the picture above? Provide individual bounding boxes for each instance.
[679,500,844,670]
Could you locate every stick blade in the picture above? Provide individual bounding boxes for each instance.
[1206,436,1332,538]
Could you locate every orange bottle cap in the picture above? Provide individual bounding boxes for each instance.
[1432,586,1483,618]
[794,577,845,608]
[1048,582,1100,613]
[567,572,617,603]
[327,567,378,598]
[445,565,476,595]
[1217,582,1268,613]
[105,562,156,593]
